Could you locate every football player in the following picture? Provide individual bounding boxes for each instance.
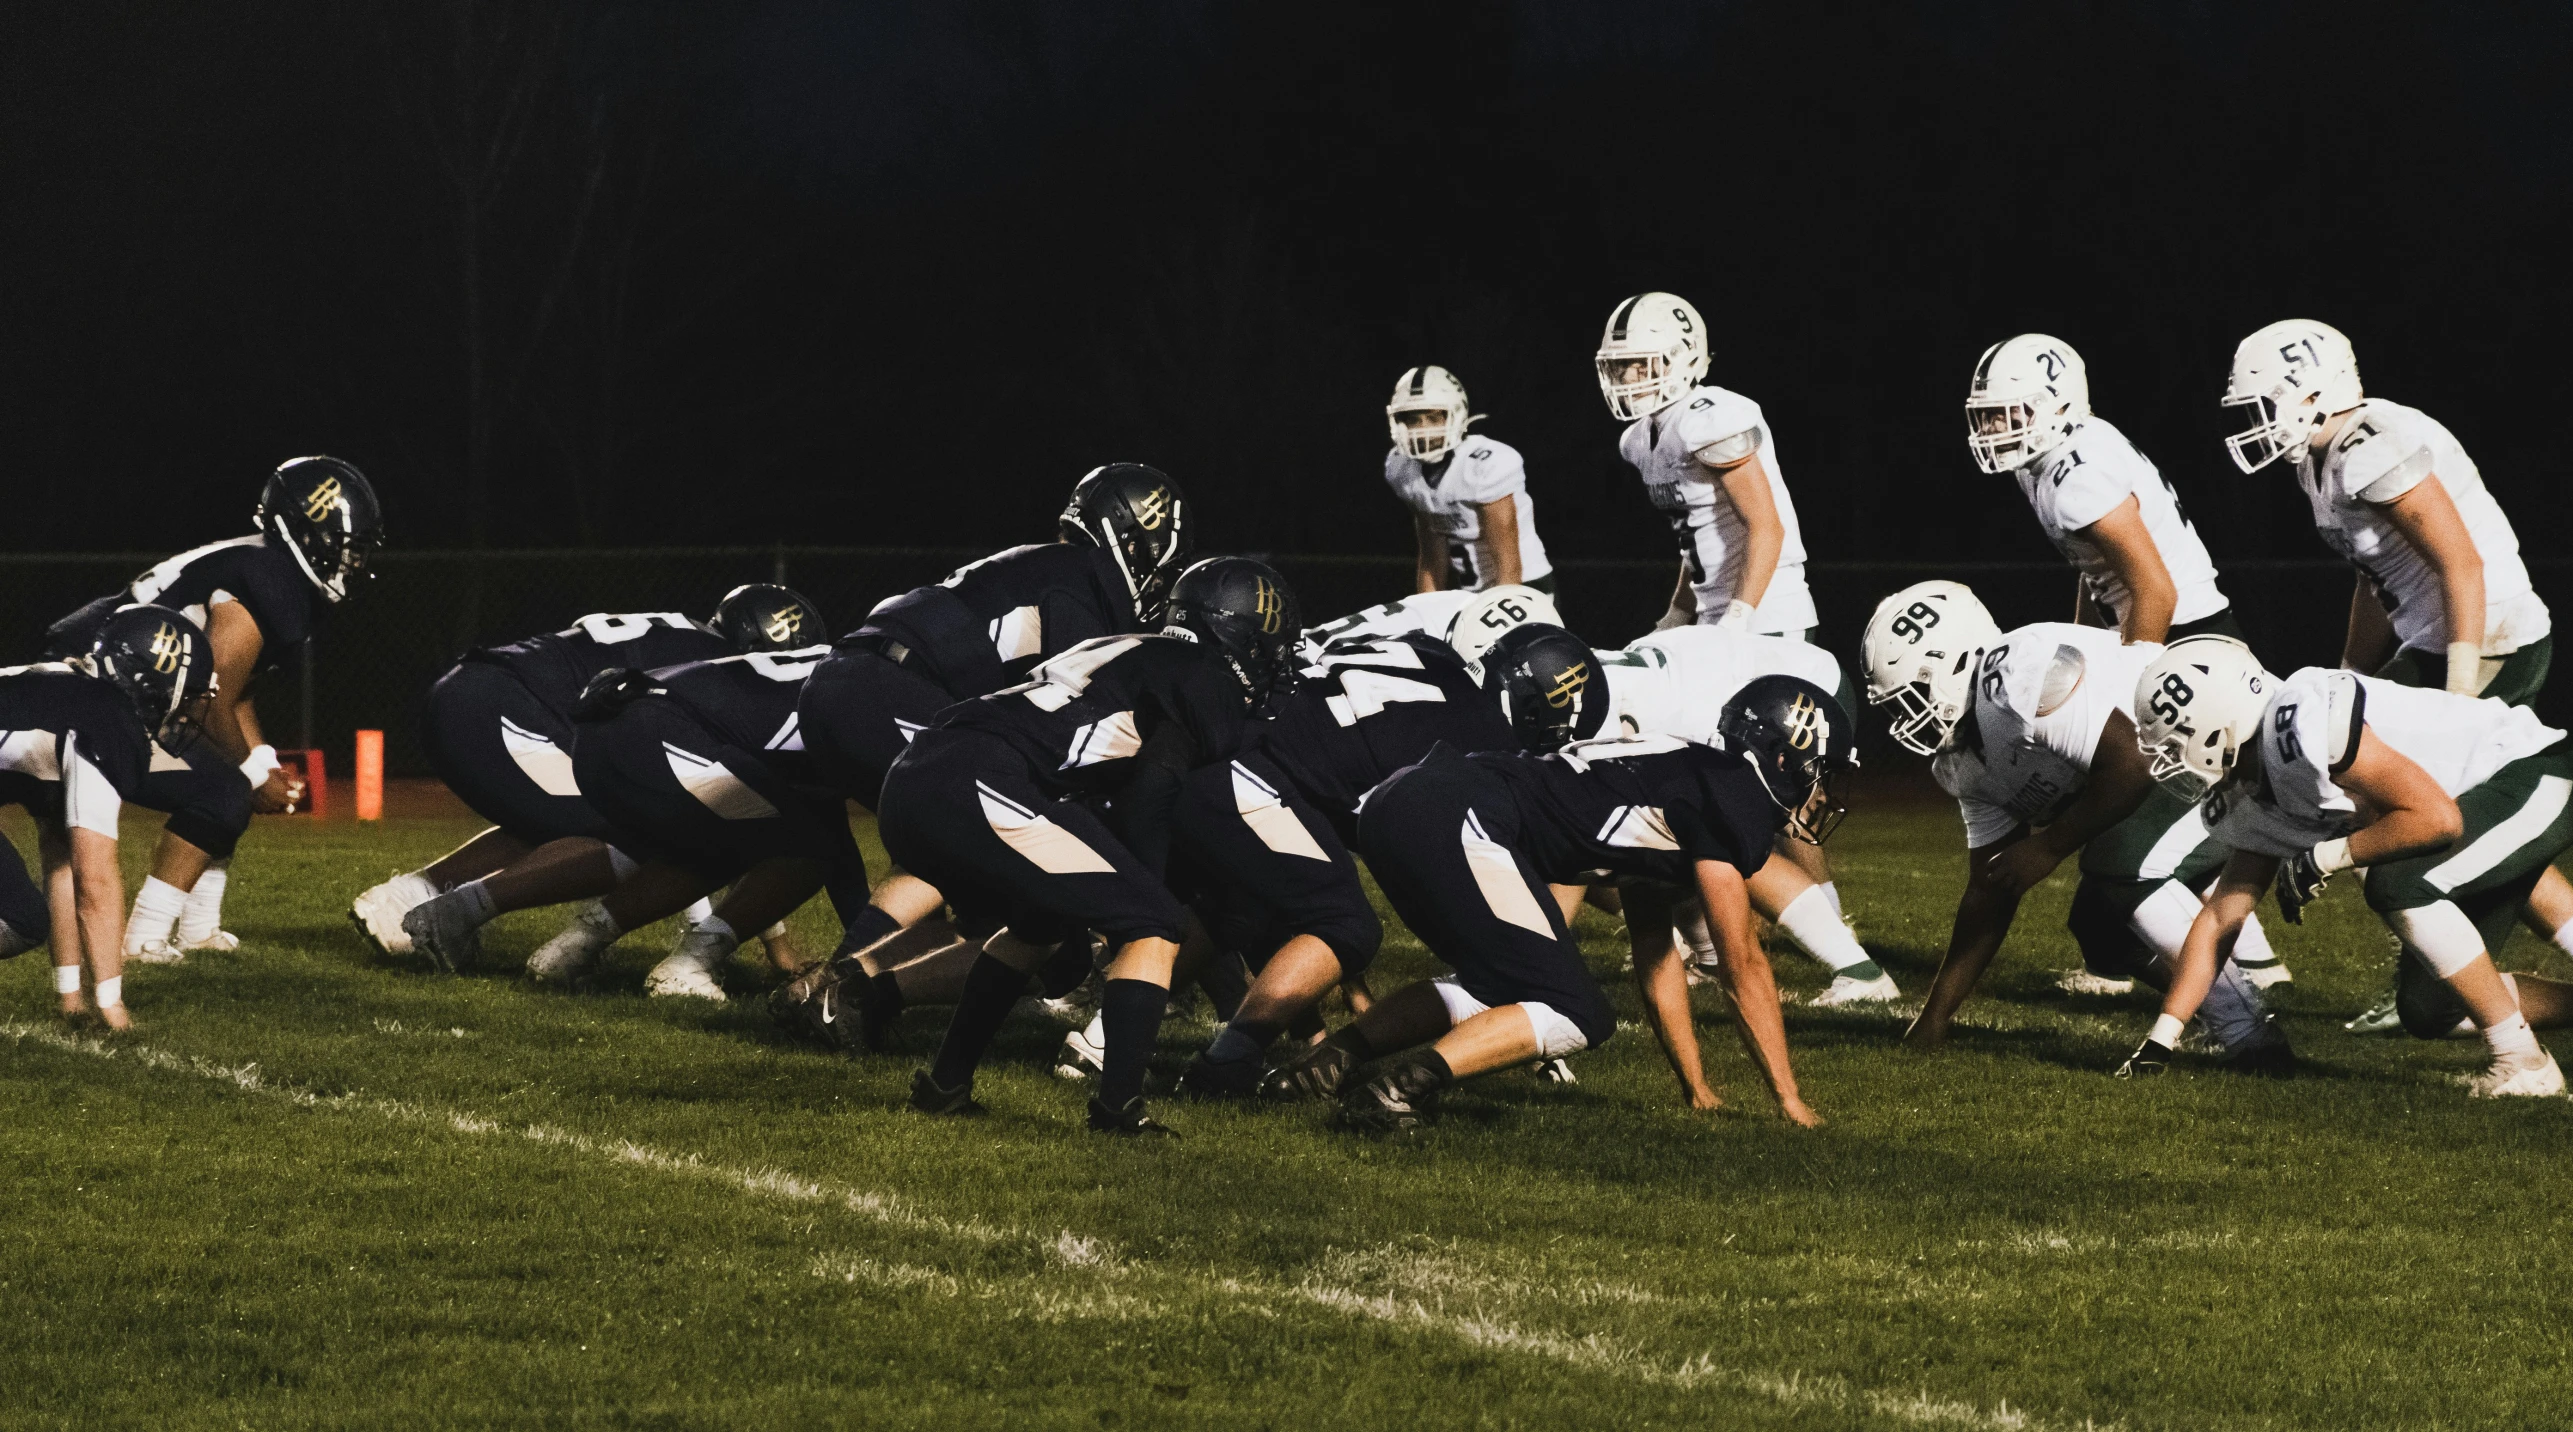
[401,587,852,998]
[1595,293,1814,638]
[1965,334,2235,643]
[885,558,1296,1135]
[371,587,815,978]
[1163,621,1575,1099]
[2223,320,2561,1030]
[1,606,215,1029]
[1595,624,1896,1004]
[1274,676,1850,1130]
[1862,582,2294,1064]
[1382,365,1554,595]
[774,465,1193,1040]
[43,457,382,964]
[2128,637,2573,1093]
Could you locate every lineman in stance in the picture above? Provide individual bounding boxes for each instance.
[1278,675,1850,1130]
[1966,334,2236,645]
[2129,636,2573,1093]
[1,606,216,1029]
[1295,582,1556,668]
[1863,583,2292,1067]
[1383,365,1554,595]
[1596,292,1814,638]
[1596,623,1894,1003]
[45,457,382,963]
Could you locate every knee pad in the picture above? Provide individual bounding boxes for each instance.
[1519,1001,1592,1058]
[2388,901,2487,979]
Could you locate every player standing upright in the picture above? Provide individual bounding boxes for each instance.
[1595,293,1814,638]
[1382,366,1553,595]
[1966,334,2236,643]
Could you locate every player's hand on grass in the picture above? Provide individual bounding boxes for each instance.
[2274,848,2330,924]
[1683,1082,1723,1112]
[97,1001,131,1033]
[2116,1037,2172,1079]
[1778,1095,1822,1128]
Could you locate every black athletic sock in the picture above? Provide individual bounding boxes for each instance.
[1284,1006,1327,1043]
[1098,978,1171,1110]
[834,905,902,960]
[1037,935,1093,999]
[928,955,1031,1089]
[864,969,906,1019]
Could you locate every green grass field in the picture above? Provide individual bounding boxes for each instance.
[7,800,2573,1431]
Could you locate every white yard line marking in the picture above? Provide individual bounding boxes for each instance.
[6,1019,2104,1432]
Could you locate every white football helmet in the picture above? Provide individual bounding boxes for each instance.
[1446,583,1563,663]
[1594,292,1709,420]
[1861,580,2003,756]
[1964,334,2090,474]
[2222,319,2363,474]
[1387,365,1476,463]
[2132,635,2275,801]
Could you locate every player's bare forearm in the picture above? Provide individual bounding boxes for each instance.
[1631,919,1719,1108]
[204,599,267,762]
[1412,516,1446,595]
[2158,864,2264,1026]
[1715,457,1782,611]
[1476,497,1525,588]
[1908,877,2018,1049]
[2342,576,2396,672]
[1697,860,1811,1122]
[2381,476,2485,657]
[2084,497,2175,644]
[2339,727,2466,864]
[70,826,126,989]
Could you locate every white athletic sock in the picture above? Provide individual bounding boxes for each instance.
[451,879,499,926]
[177,861,230,945]
[1819,881,1846,922]
[126,876,187,951]
[683,897,717,924]
[690,915,737,944]
[2552,919,2573,958]
[2484,1010,2543,1062]
[1776,884,1872,974]
[1083,1010,1107,1048]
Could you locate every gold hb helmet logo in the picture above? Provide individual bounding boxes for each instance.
[1252,577,1285,634]
[1781,691,1829,751]
[762,606,803,645]
[1132,487,1170,532]
[148,623,187,675]
[303,475,344,523]
[1544,662,1589,709]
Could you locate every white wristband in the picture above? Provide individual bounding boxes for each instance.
[2312,837,2355,876]
[95,975,122,1009]
[54,963,82,995]
[240,744,281,786]
[1714,599,1757,632]
[2444,641,2482,696]
[2147,1012,2188,1048]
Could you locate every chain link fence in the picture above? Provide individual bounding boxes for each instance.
[7,547,2565,776]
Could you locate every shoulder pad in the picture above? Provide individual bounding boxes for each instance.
[2034,644,2087,717]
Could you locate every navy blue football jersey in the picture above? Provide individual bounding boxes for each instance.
[0,664,156,813]
[47,535,326,671]
[642,646,829,757]
[850,543,1140,699]
[1469,736,1782,886]
[468,612,731,721]
[1264,635,1515,817]
[934,634,1250,801]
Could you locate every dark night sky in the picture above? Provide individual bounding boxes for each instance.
[5,1,2568,569]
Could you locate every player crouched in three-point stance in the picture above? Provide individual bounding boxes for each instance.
[1,607,216,1029]
[776,464,1195,1048]
[378,587,815,982]
[888,558,1298,1135]
[1595,622,1896,1004]
[2127,637,2573,1094]
[1279,673,1851,1132]
[1864,583,2292,1070]
[45,457,381,964]
[1382,365,1554,596]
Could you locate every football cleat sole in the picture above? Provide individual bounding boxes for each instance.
[2462,1054,2566,1099]
[2056,969,2136,997]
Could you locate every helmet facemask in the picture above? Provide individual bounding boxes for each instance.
[1963,396,2074,474]
[1594,352,1685,421]
[1388,402,1467,462]
[2221,387,2304,475]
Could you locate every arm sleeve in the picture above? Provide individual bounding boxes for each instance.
[62,733,124,839]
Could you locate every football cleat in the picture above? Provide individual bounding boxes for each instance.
[524,902,617,986]
[909,1070,985,1117]
[1534,1057,1577,1085]
[1087,1095,1178,1137]
[125,939,187,967]
[2346,990,2404,1035]
[1810,971,1903,1007]
[1335,1056,1448,1135]
[1053,1022,1107,1082]
[1176,1049,1263,1101]
[179,929,240,954]
[2462,1052,2565,1099]
[349,872,439,957]
[2116,1038,2174,1079]
[1261,1031,1365,1101]
[402,894,485,974]
[2057,968,2137,997]
[644,923,736,1001]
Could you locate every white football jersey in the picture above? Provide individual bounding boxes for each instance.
[2013,417,2227,627]
[1383,436,1553,591]
[1615,385,1815,634]
[1296,590,1478,668]
[1932,623,2160,848]
[1596,628,1843,744]
[2291,399,2550,656]
[2204,668,2562,858]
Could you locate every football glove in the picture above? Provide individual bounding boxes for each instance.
[2116,1038,2173,1079]
[2275,848,2331,925]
